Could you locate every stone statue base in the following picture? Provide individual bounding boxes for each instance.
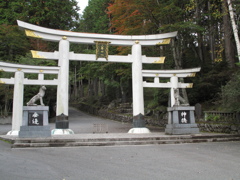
[19,106,51,138]
[165,106,199,135]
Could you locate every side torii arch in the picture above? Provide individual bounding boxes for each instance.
[0,62,59,135]
[14,20,178,134]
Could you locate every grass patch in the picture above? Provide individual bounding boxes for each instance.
[0,138,13,144]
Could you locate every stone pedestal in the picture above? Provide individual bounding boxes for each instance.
[19,106,51,138]
[165,106,199,135]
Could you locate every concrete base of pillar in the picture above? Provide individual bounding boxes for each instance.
[6,130,19,136]
[128,128,151,134]
[51,129,74,135]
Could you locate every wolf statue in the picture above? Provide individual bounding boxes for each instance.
[173,88,189,106]
[27,86,46,106]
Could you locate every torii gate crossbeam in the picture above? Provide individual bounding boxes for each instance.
[17,20,177,46]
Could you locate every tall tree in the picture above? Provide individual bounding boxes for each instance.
[0,25,29,62]
[0,0,80,115]
[223,0,236,68]
[227,0,240,63]
[0,0,80,29]
[79,0,110,33]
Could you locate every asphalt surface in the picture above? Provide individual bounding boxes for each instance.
[0,107,134,135]
[0,108,240,180]
[67,107,134,134]
[0,107,164,135]
[0,140,240,180]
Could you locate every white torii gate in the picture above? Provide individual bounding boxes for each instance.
[0,62,59,135]
[17,20,178,134]
[142,68,201,107]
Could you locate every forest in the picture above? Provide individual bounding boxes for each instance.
[0,0,240,118]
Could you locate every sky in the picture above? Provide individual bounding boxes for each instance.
[76,0,89,14]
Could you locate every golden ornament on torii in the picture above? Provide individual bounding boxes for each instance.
[95,41,111,60]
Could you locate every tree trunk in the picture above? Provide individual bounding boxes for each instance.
[4,86,10,117]
[196,0,205,63]
[171,37,189,105]
[208,1,216,63]
[100,80,105,96]
[79,78,84,98]
[88,78,93,97]
[79,62,84,98]
[171,38,182,69]
[93,78,99,96]
[72,65,78,99]
[228,0,240,62]
[222,0,236,68]
[120,83,127,103]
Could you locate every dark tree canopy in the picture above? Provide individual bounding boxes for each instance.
[0,0,80,29]
[1,0,240,114]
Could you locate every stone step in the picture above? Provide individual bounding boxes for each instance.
[119,103,132,108]
[115,109,132,114]
[9,134,240,148]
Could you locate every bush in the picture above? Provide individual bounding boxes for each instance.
[221,68,240,112]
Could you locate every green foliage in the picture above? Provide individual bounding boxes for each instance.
[0,85,13,116]
[0,0,80,115]
[78,0,110,33]
[188,61,232,105]
[0,138,12,144]
[0,25,29,62]
[221,68,240,112]
[205,114,221,121]
[1,0,240,115]
[0,0,80,29]
[233,0,240,25]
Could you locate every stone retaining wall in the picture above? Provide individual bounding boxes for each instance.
[197,122,240,134]
[72,103,240,134]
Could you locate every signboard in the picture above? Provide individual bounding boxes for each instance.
[178,110,190,124]
[28,111,43,126]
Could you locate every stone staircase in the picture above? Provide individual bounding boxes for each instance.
[114,103,132,114]
[1,133,240,148]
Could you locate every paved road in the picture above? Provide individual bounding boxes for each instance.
[1,108,240,180]
[0,107,133,135]
[67,107,133,134]
[0,107,163,135]
[0,140,240,180]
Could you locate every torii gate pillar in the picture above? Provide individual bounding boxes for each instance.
[128,42,150,133]
[52,37,74,135]
[7,71,24,135]
[170,75,178,107]
[56,38,69,116]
